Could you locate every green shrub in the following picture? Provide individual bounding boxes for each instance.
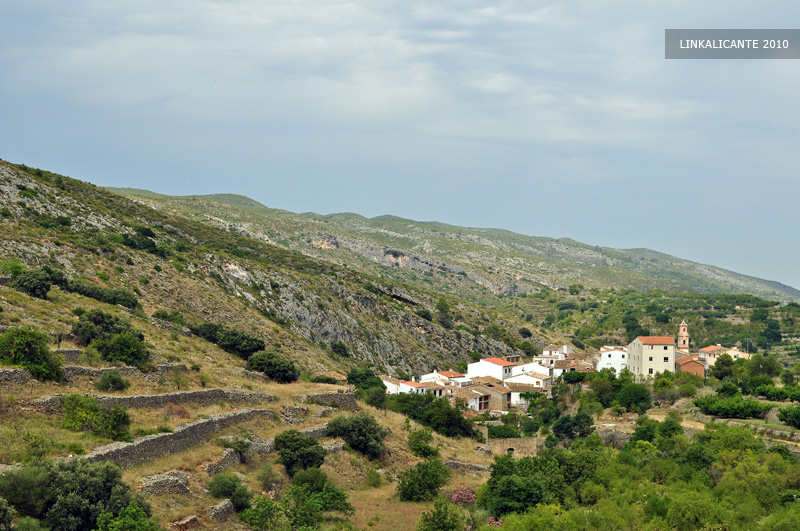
[488,424,521,439]
[0,460,149,530]
[93,332,149,368]
[327,413,388,459]
[246,351,298,383]
[311,375,339,384]
[239,497,285,530]
[0,496,14,531]
[330,340,350,357]
[257,463,282,491]
[189,322,265,359]
[94,500,158,531]
[62,394,132,441]
[94,370,131,392]
[408,427,439,458]
[365,468,382,488]
[416,498,465,531]
[396,457,451,502]
[694,395,772,419]
[0,326,62,381]
[208,473,252,511]
[11,269,52,299]
[347,369,385,392]
[12,517,48,531]
[71,309,133,345]
[274,429,326,476]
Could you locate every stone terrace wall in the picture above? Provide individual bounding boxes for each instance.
[84,408,275,468]
[489,437,540,457]
[0,368,32,385]
[53,349,84,363]
[34,388,276,411]
[305,392,359,410]
[61,365,145,382]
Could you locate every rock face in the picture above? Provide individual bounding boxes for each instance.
[170,514,200,530]
[141,470,190,495]
[209,499,235,523]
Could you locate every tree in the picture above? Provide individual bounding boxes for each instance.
[274,429,326,476]
[347,369,385,392]
[435,297,454,329]
[11,268,52,299]
[246,351,298,383]
[489,474,549,517]
[416,498,465,531]
[239,497,284,531]
[94,501,158,531]
[616,383,651,414]
[93,332,149,368]
[397,458,451,502]
[710,353,735,381]
[94,370,131,392]
[408,427,439,457]
[327,413,388,459]
[0,326,62,381]
[208,473,252,511]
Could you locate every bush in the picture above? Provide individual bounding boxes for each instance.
[291,469,354,514]
[11,269,52,299]
[246,351,299,383]
[416,498,465,531]
[397,458,451,502]
[616,383,652,414]
[93,332,149,368]
[0,497,13,531]
[694,395,772,419]
[327,413,389,459]
[257,463,282,491]
[189,322,264,359]
[366,468,382,488]
[330,340,350,357]
[0,326,61,381]
[95,500,159,531]
[274,429,326,476]
[208,473,252,511]
[347,369,386,392]
[0,460,150,530]
[416,308,433,321]
[489,424,521,439]
[239,497,285,531]
[408,427,439,458]
[94,370,131,392]
[311,375,339,384]
[62,393,132,441]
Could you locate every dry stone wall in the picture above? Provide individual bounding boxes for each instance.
[0,368,32,385]
[34,388,276,411]
[61,365,145,382]
[84,407,276,468]
[305,392,358,410]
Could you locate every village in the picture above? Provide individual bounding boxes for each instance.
[378,319,753,416]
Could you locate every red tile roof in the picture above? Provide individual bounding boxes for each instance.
[638,336,675,345]
[401,380,425,388]
[676,357,702,366]
[437,370,465,378]
[700,345,726,352]
[481,357,516,367]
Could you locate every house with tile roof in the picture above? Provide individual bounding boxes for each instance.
[466,357,516,381]
[627,336,676,377]
[379,375,402,395]
[449,383,511,412]
[420,370,466,386]
[675,356,705,378]
[399,380,426,394]
[698,345,752,368]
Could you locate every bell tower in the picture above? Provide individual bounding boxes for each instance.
[677,319,690,352]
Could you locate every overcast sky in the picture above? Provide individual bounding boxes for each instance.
[2,1,800,289]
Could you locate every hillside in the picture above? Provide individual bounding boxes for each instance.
[108,188,800,304]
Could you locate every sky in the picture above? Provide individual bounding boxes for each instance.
[2,1,800,288]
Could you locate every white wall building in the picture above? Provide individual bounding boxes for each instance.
[510,361,551,378]
[466,357,516,381]
[627,336,676,377]
[596,346,628,374]
[504,372,551,388]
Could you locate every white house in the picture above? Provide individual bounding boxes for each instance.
[420,370,465,385]
[503,382,543,408]
[466,357,516,381]
[542,344,574,357]
[510,361,551,378]
[504,372,551,388]
[399,380,426,394]
[379,375,401,395]
[423,382,447,398]
[596,346,628,374]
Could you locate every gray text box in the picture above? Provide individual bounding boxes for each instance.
[665,29,800,59]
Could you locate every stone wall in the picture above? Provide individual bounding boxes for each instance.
[305,392,359,410]
[0,368,32,385]
[84,407,276,468]
[489,437,540,457]
[61,365,145,382]
[53,349,84,363]
[34,388,276,411]
[444,458,490,475]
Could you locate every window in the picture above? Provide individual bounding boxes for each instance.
[664,357,669,363]
[664,346,668,350]
[648,368,653,374]
[608,354,612,358]
[648,356,653,362]
[622,354,625,358]
[479,396,489,411]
